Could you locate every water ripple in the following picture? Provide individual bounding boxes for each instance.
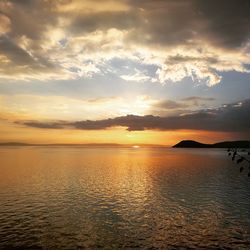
[0,147,249,249]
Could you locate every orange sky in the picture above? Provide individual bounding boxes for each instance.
[0,120,239,146]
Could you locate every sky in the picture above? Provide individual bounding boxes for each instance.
[0,0,250,145]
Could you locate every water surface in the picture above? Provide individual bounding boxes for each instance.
[0,147,249,249]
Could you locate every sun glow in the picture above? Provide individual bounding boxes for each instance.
[0,94,155,121]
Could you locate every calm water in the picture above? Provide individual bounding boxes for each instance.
[0,147,249,249]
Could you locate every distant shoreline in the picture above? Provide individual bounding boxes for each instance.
[173,140,250,148]
[1,140,250,148]
[0,142,169,148]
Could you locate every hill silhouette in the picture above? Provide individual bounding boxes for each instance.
[173,140,250,148]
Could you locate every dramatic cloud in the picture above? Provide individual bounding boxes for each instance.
[194,0,250,48]
[18,99,250,134]
[21,121,64,129]
[127,0,250,48]
[0,0,249,85]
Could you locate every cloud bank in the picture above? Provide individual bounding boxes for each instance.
[17,99,250,134]
[0,0,250,85]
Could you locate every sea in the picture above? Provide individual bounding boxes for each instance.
[0,146,249,249]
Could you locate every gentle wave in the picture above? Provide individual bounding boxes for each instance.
[0,147,249,249]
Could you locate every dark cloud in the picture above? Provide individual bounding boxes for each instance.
[18,99,250,134]
[71,11,139,34]
[0,36,35,65]
[0,1,60,77]
[3,0,58,40]
[0,36,57,77]
[167,55,219,65]
[194,0,250,48]
[4,0,250,49]
[0,0,249,81]
[18,121,64,129]
[126,0,250,48]
[126,0,198,46]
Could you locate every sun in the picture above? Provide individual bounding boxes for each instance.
[132,145,140,149]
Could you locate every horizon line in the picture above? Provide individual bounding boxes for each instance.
[1,139,250,148]
[0,142,171,148]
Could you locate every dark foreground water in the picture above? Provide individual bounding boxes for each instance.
[0,147,249,249]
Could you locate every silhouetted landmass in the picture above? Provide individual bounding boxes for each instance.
[213,141,250,148]
[173,140,210,148]
[173,140,250,148]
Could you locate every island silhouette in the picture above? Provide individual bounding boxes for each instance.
[173,140,250,148]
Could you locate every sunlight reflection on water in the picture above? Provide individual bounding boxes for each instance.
[0,147,249,249]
